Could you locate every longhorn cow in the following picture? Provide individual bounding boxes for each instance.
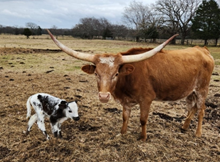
[47,30,214,141]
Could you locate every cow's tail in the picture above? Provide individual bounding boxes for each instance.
[26,96,32,119]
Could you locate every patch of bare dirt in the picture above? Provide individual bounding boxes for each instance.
[0,49,220,162]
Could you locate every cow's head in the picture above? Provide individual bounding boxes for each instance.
[47,30,177,103]
[81,54,133,103]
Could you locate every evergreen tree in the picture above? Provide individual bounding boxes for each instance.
[192,0,220,46]
[36,26,42,35]
[23,28,32,39]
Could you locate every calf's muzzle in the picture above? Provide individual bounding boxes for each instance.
[72,116,80,121]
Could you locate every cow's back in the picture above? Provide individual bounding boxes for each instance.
[116,47,214,102]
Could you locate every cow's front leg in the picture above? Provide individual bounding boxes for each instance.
[121,105,131,135]
[139,100,152,141]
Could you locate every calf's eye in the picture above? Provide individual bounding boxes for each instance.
[69,110,72,113]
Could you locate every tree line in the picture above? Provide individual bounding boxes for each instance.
[0,0,219,46]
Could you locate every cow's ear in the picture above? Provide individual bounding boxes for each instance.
[59,101,67,109]
[81,65,96,74]
[119,64,135,75]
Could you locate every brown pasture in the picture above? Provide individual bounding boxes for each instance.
[0,34,220,161]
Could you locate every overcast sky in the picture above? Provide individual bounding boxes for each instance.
[0,0,155,29]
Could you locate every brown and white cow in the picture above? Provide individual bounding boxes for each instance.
[47,29,214,141]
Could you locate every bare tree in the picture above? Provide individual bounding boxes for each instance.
[78,17,100,38]
[123,1,151,41]
[123,1,149,29]
[155,0,202,44]
[50,25,58,38]
[111,25,129,39]
[72,17,113,39]
[26,22,38,29]
[122,1,163,42]
[26,22,39,35]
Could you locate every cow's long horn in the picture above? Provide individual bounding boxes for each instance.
[47,29,95,63]
[121,34,178,63]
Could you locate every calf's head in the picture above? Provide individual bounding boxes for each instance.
[60,101,79,121]
[47,30,177,103]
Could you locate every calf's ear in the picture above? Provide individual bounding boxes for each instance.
[59,101,67,109]
[119,64,135,75]
[82,65,96,74]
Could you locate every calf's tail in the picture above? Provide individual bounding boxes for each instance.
[26,96,32,119]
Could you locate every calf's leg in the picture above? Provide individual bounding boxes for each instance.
[51,122,62,138]
[37,114,50,140]
[26,114,38,135]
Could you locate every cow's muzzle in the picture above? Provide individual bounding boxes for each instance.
[72,116,80,121]
[99,92,111,103]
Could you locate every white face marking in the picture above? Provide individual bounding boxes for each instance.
[103,79,107,87]
[99,56,115,67]
[66,102,79,118]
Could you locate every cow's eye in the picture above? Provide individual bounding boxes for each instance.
[69,110,72,113]
[112,73,119,79]
[94,72,100,79]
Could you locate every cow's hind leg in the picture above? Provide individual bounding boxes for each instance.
[196,103,206,137]
[139,100,152,141]
[182,106,197,130]
[182,92,197,131]
[182,91,206,137]
[26,114,38,135]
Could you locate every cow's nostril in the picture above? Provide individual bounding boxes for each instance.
[99,92,110,99]
[99,92,111,103]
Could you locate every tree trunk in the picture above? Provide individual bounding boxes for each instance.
[215,38,218,47]
[181,35,186,45]
[204,39,208,46]
[171,38,176,45]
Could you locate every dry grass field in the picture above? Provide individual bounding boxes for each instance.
[0,34,220,161]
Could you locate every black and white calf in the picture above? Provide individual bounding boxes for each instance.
[26,93,80,140]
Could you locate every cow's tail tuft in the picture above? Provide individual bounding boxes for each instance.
[26,96,32,119]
